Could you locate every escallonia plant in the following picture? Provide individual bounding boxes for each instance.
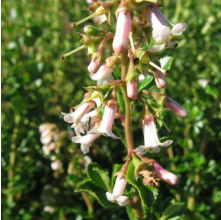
[61,0,187,219]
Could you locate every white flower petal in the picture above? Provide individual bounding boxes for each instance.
[172,22,186,35]
[152,26,171,43]
[81,144,90,154]
[116,196,129,206]
[148,43,166,52]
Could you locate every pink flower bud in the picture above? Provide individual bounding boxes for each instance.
[154,70,167,88]
[88,59,100,74]
[152,161,178,185]
[113,10,132,54]
[127,79,137,99]
[164,97,188,119]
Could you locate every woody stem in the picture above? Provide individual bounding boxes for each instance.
[121,51,144,218]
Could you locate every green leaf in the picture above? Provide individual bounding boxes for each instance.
[75,179,117,208]
[159,56,174,70]
[160,203,185,220]
[138,74,154,92]
[104,86,113,102]
[117,88,125,114]
[126,161,158,209]
[87,162,111,191]
[113,69,121,79]
[126,205,136,220]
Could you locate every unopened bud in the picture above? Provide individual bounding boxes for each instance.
[164,97,188,119]
[88,59,100,74]
[127,79,137,99]
[153,70,167,88]
[84,25,103,35]
[113,9,132,54]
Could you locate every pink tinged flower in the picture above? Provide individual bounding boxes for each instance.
[62,102,95,124]
[90,64,114,84]
[148,40,177,52]
[51,160,63,170]
[144,6,171,43]
[48,142,55,150]
[153,70,167,88]
[71,133,101,154]
[164,97,188,119]
[41,128,51,138]
[88,58,100,74]
[171,22,186,35]
[153,161,178,185]
[39,123,49,133]
[106,176,129,206]
[134,116,173,155]
[127,79,137,99]
[40,135,52,145]
[113,10,132,55]
[73,110,101,135]
[90,104,120,139]
[97,74,114,86]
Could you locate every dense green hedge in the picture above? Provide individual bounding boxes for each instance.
[2,0,221,219]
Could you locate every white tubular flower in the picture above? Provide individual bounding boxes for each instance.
[97,74,114,86]
[144,6,171,43]
[73,110,101,136]
[144,5,186,52]
[90,64,113,80]
[71,133,101,154]
[106,175,129,206]
[134,116,173,154]
[89,104,120,139]
[164,97,188,119]
[62,101,96,125]
[90,64,114,86]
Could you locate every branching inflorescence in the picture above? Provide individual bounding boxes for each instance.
[61,0,187,217]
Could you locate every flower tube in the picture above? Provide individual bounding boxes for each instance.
[164,97,188,119]
[134,115,173,154]
[72,133,101,154]
[153,161,178,185]
[153,70,167,88]
[89,103,120,139]
[113,9,132,54]
[106,175,129,206]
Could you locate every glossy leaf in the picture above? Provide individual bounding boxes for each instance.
[138,74,154,92]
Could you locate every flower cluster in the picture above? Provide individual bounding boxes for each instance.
[61,0,188,209]
[39,123,63,171]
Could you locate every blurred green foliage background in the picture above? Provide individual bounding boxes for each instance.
[1,0,221,219]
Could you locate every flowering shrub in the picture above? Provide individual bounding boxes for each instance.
[61,0,187,218]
